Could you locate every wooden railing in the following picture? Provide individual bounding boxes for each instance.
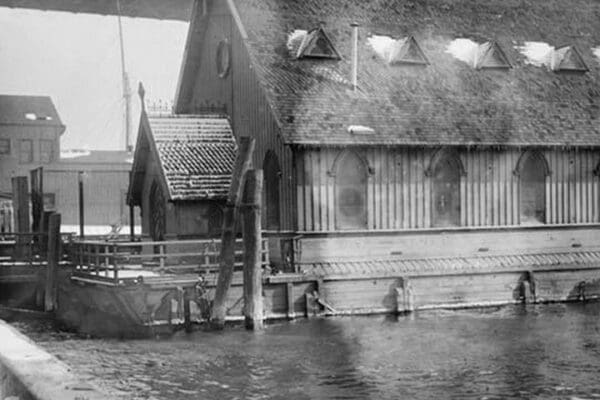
[70,238,270,284]
[0,232,74,264]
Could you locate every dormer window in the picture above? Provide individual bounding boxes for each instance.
[368,35,429,65]
[447,38,510,70]
[475,41,511,69]
[551,45,588,72]
[288,27,341,60]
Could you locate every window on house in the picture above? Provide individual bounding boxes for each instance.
[263,151,281,231]
[40,140,54,163]
[19,140,33,163]
[431,153,462,228]
[207,204,224,237]
[0,139,10,155]
[519,152,547,224]
[43,193,56,210]
[335,151,368,230]
[296,28,341,60]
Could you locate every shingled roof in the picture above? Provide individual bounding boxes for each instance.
[128,114,237,205]
[181,0,600,147]
[0,95,65,131]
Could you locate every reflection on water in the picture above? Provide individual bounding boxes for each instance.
[18,303,600,399]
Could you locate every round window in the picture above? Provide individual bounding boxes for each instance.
[216,39,231,78]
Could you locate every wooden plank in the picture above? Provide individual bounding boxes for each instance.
[312,150,321,231]
[557,151,564,224]
[498,151,506,226]
[474,153,481,226]
[365,149,373,230]
[242,170,264,330]
[491,151,498,226]
[296,152,305,231]
[373,149,381,229]
[424,149,432,228]
[402,149,409,229]
[394,151,401,229]
[594,155,599,222]
[211,136,255,329]
[319,149,327,231]
[305,152,313,231]
[416,150,424,228]
[575,149,581,223]
[326,151,335,231]
[586,151,593,223]
[548,150,556,224]
[486,151,493,226]
[385,149,392,229]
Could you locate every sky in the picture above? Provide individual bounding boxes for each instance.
[0,7,188,151]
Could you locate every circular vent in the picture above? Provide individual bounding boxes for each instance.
[216,39,231,78]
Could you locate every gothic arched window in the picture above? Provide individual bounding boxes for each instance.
[263,151,281,230]
[517,151,548,224]
[335,151,368,230]
[431,151,463,228]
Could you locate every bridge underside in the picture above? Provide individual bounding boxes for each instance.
[0,0,192,21]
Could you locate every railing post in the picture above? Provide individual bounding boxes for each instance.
[113,244,119,284]
[159,243,165,270]
[104,244,110,277]
[45,213,61,312]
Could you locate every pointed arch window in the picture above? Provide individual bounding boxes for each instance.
[263,151,281,230]
[429,150,464,228]
[516,151,549,225]
[149,181,166,241]
[334,151,368,230]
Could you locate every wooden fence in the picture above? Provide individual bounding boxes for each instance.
[70,238,270,284]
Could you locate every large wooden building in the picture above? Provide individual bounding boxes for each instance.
[172,0,600,267]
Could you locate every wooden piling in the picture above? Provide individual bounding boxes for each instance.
[11,176,30,259]
[30,167,44,234]
[242,170,264,330]
[210,137,255,329]
[78,171,84,238]
[45,213,61,312]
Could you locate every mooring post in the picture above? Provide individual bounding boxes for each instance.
[45,212,61,312]
[11,176,30,259]
[242,169,264,330]
[78,171,85,238]
[210,137,255,329]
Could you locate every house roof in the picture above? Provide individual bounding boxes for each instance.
[182,0,600,147]
[0,95,65,131]
[128,113,237,205]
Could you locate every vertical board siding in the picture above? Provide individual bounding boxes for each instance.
[229,23,296,231]
[299,147,600,232]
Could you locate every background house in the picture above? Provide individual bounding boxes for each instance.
[0,95,64,196]
[44,150,135,233]
[127,106,237,240]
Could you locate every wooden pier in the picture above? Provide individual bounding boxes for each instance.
[53,226,600,337]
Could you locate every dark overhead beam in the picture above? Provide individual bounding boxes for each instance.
[0,0,193,21]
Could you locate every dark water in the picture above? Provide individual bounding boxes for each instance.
[16,303,600,400]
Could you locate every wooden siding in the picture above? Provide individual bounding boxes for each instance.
[185,4,295,231]
[298,147,600,232]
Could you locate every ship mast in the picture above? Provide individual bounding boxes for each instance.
[116,0,132,152]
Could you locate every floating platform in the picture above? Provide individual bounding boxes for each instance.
[55,247,600,337]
